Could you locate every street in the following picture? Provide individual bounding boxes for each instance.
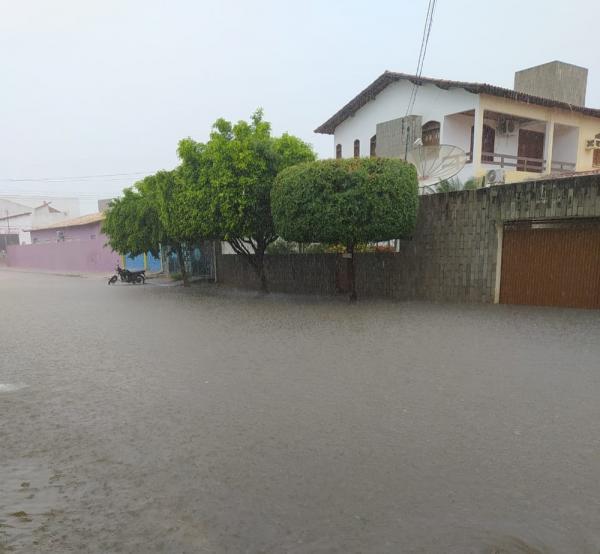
[1,270,600,553]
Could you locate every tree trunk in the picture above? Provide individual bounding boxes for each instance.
[176,244,190,287]
[253,249,268,293]
[227,238,272,293]
[347,242,357,302]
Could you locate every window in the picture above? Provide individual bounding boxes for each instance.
[353,139,360,158]
[421,121,440,146]
[336,144,342,159]
[370,135,377,157]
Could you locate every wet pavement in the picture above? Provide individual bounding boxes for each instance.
[1,270,600,553]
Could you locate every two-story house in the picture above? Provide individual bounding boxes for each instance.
[315,61,600,187]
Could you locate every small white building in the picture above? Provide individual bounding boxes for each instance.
[0,196,80,248]
[315,61,600,188]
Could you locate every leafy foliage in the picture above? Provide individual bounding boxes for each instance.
[272,158,419,245]
[272,158,418,300]
[436,177,463,193]
[436,176,482,193]
[266,238,300,255]
[102,173,194,286]
[104,110,315,291]
[102,183,163,258]
[186,110,316,290]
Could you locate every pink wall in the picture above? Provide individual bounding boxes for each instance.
[30,221,102,243]
[7,223,120,272]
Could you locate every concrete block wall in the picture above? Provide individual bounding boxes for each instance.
[216,175,600,302]
[217,254,339,295]
[415,174,600,302]
[375,115,422,159]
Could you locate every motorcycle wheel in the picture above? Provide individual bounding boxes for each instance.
[135,275,144,284]
[108,275,118,285]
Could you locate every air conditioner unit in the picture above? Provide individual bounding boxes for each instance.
[585,138,600,149]
[497,118,516,136]
[485,169,506,186]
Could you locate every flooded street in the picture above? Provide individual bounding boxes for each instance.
[1,270,600,553]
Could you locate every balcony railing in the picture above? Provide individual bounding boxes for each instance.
[467,151,576,173]
[550,160,577,172]
[482,152,545,172]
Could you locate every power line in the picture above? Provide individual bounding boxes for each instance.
[0,171,153,183]
[405,0,438,117]
[0,192,121,199]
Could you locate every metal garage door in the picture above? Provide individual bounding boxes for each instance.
[500,219,600,309]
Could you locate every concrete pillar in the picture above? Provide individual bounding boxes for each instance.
[543,120,555,174]
[472,103,485,175]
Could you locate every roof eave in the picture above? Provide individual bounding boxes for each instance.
[314,71,600,136]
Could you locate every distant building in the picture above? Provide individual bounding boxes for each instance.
[315,61,600,188]
[7,212,161,274]
[0,196,79,247]
[28,212,106,245]
[97,198,114,212]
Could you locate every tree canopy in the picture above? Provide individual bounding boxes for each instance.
[102,180,163,259]
[177,110,315,291]
[272,158,419,244]
[102,173,193,285]
[272,158,419,299]
[104,110,316,291]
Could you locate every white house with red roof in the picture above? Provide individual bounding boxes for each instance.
[315,61,600,188]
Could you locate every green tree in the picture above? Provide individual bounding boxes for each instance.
[196,110,315,292]
[272,158,418,300]
[151,169,200,287]
[102,184,163,260]
[436,177,463,193]
[436,176,482,193]
[103,175,192,286]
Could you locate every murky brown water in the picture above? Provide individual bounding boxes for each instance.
[1,270,600,553]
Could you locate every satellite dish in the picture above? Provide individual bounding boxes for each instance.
[406,144,467,193]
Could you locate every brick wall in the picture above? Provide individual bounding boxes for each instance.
[216,175,600,302]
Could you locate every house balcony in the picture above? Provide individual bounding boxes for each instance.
[443,109,579,182]
[465,151,576,173]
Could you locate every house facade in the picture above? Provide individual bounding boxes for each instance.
[0,196,79,246]
[7,212,162,274]
[316,61,600,188]
[7,213,121,272]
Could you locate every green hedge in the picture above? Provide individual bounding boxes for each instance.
[272,158,418,245]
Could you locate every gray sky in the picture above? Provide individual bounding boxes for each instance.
[2,0,599,213]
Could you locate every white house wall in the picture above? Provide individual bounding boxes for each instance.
[31,205,72,232]
[333,81,478,159]
[442,114,472,152]
[553,125,579,164]
[0,212,32,244]
[2,196,80,217]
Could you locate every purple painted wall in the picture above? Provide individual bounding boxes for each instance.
[30,221,102,243]
[7,221,120,272]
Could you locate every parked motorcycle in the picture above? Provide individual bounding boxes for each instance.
[108,265,145,285]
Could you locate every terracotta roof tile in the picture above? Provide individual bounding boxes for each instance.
[29,212,105,231]
[315,71,600,135]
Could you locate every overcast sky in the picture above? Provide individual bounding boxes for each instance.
[2,0,599,213]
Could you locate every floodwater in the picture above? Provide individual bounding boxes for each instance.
[1,270,600,553]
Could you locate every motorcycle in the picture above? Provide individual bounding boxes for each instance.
[108,265,145,285]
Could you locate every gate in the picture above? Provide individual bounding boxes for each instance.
[500,219,600,309]
[167,241,215,280]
